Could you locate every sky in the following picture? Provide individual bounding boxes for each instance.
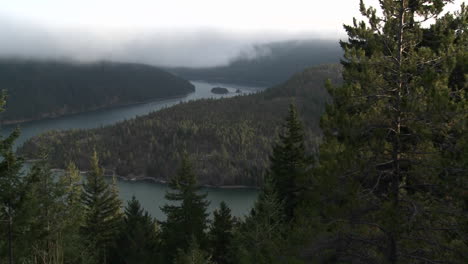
[0,0,464,67]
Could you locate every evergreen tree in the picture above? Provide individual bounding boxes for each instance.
[114,196,159,264]
[174,238,213,264]
[269,103,311,221]
[209,202,235,264]
[308,1,467,262]
[160,153,210,262]
[81,151,123,264]
[59,161,89,263]
[26,155,70,263]
[0,93,30,264]
[233,176,286,264]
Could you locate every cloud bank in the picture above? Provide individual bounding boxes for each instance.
[0,16,335,68]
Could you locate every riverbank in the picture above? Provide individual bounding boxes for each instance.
[49,167,259,190]
[1,92,192,125]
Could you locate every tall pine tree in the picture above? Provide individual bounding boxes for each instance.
[0,93,32,264]
[26,155,71,263]
[114,196,159,264]
[160,153,210,262]
[81,151,123,264]
[269,103,311,221]
[233,175,286,264]
[308,0,467,262]
[209,201,235,264]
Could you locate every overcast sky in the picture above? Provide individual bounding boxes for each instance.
[0,0,464,67]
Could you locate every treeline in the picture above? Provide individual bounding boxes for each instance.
[0,102,312,264]
[1,1,467,263]
[169,39,342,86]
[0,59,194,123]
[19,64,343,186]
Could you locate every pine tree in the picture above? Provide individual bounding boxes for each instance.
[81,151,123,264]
[209,201,235,264]
[309,1,467,262]
[59,161,89,263]
[233,176,286,264]
[26,156,70,263]
[160,153,210,262]
[269,103,311,221]
[115,196,159,264]
[174,238,213,264]
[0,93,29,264]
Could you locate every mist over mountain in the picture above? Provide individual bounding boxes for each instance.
[169,39,342,85]
[0,16,337,68]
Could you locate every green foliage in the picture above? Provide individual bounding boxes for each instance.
[0,95,87,263]
[209,202,235,264]
[269,103,312,221]
[0,59,194,123]
[80,151,123,264]
[0,94,29,263]
[160,154,210,262]
[305,1,467,263]
[113,196,160,264]
[26,157,71,263]
[232,176,286,264]
[174,238,213,264]
[19,64,342,187]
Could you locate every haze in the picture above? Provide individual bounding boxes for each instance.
[0,0,463,67]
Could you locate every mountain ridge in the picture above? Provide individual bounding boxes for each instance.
[0,59,195,123]
[19,64,343,186]
[168,39,342,86]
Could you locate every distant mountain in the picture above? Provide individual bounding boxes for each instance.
[19,64,342,187]
[169,39,342,86]
[0,59,195,123]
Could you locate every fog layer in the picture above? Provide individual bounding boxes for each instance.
[0,17,337,68]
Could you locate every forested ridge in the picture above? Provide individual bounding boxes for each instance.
[1,1,467,263]
[19,64,343,186]
[169,39,342,86]
[0,59,195,123]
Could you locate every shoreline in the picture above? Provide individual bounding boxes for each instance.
[1,92,193,126]
[49,167,259,190]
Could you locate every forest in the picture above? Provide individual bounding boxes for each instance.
[19,64,343,186]
[0,59,194,123]
[1,1,467,263]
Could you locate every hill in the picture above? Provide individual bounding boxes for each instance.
[0,59,195,123]
[169,39,342,86]
[18,64,342,186]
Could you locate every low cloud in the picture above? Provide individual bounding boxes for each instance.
[0,16,335,67]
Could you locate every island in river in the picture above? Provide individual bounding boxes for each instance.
[19,64,343,187]
[211,87,230,94]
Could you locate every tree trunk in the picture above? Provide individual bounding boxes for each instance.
[389,0,407,263]
[8,209,13,264]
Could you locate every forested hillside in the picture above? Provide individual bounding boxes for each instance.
[1,1,466,263]
[0,59,195,123]
[169,39,342,86]
[19,64,343,186]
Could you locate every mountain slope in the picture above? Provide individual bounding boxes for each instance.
[0,59,195,123]
[169,40,342,86]
[19,64,342,186]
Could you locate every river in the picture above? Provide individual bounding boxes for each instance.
[1,81,263,219]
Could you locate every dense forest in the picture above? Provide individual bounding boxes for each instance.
[1,1,467,264]
[19,64,343,186]
[169,39,342,86]
[0,59,195,123]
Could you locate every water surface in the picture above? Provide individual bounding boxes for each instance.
[1,81,262,218]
